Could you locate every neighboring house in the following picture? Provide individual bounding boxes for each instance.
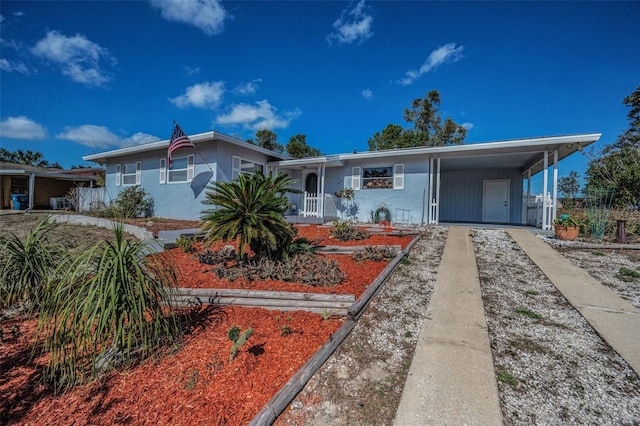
[0,162,99,210]
[84,131,601,229]
[83,131,290,220]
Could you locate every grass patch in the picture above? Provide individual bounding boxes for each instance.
[592,250,606,256]
[524,290,539,296]
[515,308,542,320]
[617,267,640,282]
[497,371,519,386]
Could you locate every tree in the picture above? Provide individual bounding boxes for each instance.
[368,90,467,150]
[247,129,284,153]
[285,134,321,159]
[558,171,580,208]
[14,149,49,167]
[585,86,640,208]
[201,171,300,260]
[0,148,62,168]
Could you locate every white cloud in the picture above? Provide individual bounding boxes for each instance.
[234,79,262,96]
[170,81,225,109]
[462,122,474,130]
[57,125,160,148]
[0,116,46,139]
[149,0,229,36]
[361,88,373,100]
[327,0,373,45]
[398,43,464,86]
[0,58,29,74]
[215,100,301,131]
[31,31,116,86]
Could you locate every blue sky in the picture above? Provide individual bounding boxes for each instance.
[0,0,638,192]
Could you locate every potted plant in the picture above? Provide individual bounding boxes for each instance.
[335,188,355,201]
[554,214,580,241]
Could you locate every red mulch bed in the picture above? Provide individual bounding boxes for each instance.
[1,225,414,425]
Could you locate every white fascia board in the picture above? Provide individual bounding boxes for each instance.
[335,133,601,161]
[83,130,290,163]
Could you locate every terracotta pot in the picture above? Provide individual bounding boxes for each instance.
[554,225,580,241]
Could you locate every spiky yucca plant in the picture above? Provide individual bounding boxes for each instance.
[38,223,181,392]
[0,216,66,312]
[200,171,300,260]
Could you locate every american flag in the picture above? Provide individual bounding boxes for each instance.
[168,122,194,167]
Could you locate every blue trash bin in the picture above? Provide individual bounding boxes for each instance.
[11,194,28,210]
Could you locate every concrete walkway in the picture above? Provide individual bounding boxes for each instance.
[508,229,640,376]
[394,226,503,426]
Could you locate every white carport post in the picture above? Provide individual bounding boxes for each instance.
[552,150,559,224]
[427,157,440,225]
[542,151,549,230]
[28,172,35,210]
[435,158,441,224]
[522,169,531,224]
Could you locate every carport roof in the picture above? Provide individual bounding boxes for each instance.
[271,133,601,175]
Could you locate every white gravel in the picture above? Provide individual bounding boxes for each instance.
[276,227,640,425]
[473,228,640,425]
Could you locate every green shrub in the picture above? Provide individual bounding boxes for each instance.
[175,235,195,253]
[330,220,370,242]
[38,224,181,393]
[201,171,299,260]
[114,186,153,218]
[352,246,395,262]
[0,217,67,312]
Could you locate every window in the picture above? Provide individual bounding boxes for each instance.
[232,156,264,179]
[121,162,141,186]
[354,164,404,190]
[362,166,393,189]
[168,155,194,183]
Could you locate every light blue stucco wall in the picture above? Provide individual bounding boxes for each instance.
[439,169,523,223]
[103,143,275,220]
[325,157,430,224]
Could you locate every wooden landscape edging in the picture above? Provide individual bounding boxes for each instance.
[170,288,356,316]
[248,234,422,426]
[348,235,421,319]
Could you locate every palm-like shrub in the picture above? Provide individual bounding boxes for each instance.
[201,171,300,260]
[0,217,66,312]
[38,224,181,392]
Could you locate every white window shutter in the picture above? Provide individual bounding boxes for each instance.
[352,166,361,190]
[187,155,195,181]
[232,156,241,179]
[116,164,121,186]
[393,164,404,190]
[159,158,166,184]
[135,161,141,185]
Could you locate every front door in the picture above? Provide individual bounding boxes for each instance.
[305,172,318,194]
[483,180,510,223]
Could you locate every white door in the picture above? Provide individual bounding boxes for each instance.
[483,180,510,223]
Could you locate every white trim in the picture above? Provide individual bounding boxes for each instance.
[116,164,121,187]
[159,158,166,184]
[393,164,404,190]
[232,156,241,180]
[135,161,141,185]
[187,154,195,181]
[351,166,361,190]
